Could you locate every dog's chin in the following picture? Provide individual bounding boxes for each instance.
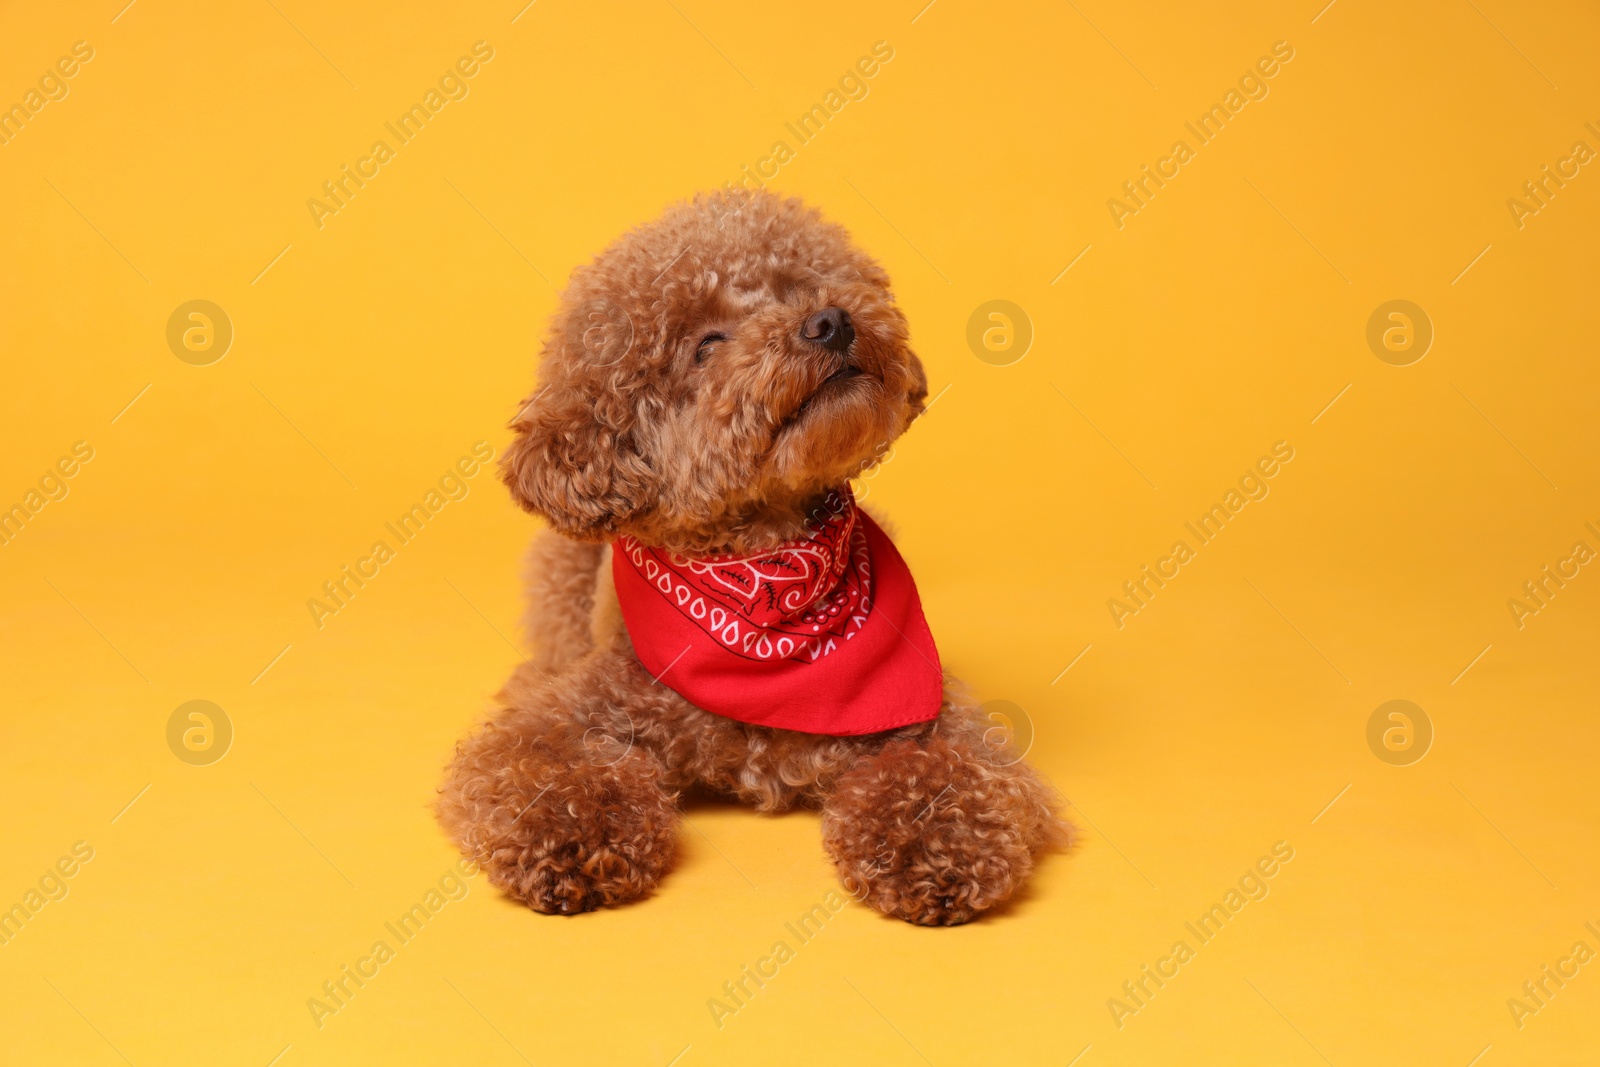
[780,365,870,429]
[769,372,901,487]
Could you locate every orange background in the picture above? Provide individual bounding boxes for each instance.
[2,0,1598,1064]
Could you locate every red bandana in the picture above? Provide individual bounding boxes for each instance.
[612,488,943,735]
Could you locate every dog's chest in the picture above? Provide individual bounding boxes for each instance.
[591,544,624,647]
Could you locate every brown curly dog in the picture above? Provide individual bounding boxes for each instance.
[436,189,1066,925]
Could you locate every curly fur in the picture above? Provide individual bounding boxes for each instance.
[437,190,1068,924]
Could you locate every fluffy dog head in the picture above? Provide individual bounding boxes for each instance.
[504,190,928,553]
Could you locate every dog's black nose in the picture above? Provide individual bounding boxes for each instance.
[801,307,854,352]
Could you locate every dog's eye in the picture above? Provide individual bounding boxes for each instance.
[695,332,728,363]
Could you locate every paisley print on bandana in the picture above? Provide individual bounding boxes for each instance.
[615,489,867,664]
[611,487,943,735]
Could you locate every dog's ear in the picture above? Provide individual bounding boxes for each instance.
[501,378,655,541]
[904,347,929,416]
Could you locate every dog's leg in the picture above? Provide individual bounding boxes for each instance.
[517,531,604,676]
[820,706,1068,926]
[437,658,677,914]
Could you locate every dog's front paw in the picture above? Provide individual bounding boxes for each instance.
[438,724,678,914]
[822,736,1055,926]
